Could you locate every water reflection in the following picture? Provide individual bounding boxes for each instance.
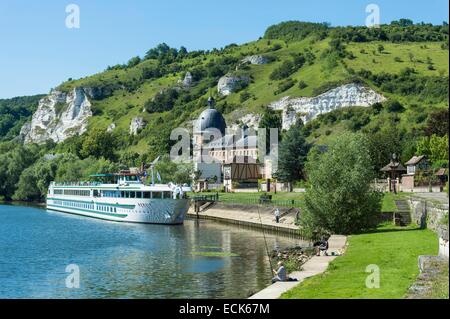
[0,204,310,299]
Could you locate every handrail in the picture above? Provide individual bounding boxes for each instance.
[51,181,103,187]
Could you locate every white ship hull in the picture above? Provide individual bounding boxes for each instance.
[46,181,192,225]
[46,198,190,224]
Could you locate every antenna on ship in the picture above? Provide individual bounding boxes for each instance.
[150,156,160,185]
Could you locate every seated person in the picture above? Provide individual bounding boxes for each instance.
[272,261,297,283]
[313,236,329,256]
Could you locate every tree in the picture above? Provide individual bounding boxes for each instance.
[12,167,40,202]
[366,125,402,174]
[275,120,310,189]
[127,56,141,68]
[384,99,405,113]
[80,128,116,160]
[417,134,449,163]
[153,155,193,185]
[0,144,39,200]
[424,108,449,137]
[302,133,382,235]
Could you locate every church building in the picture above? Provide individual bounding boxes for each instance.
[192,97,264,191]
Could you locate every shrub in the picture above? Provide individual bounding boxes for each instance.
[240,91,251,103]
[144,88,179,113]
[384,100,405,113]
[298,80,308,89]
[270,60,296,80]
[302,133,382,234]
[274,78,297,95]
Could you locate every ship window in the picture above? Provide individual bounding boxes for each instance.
[152,192,162,199]
[143,192,151,199]
[163,191,171,199]
[124,192,130,198]
[136,192,142,199]
[130,192,136,199]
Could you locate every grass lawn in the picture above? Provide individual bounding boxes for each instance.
[196,191,305,207]
[194,191,404,212]
[281,223,438,299]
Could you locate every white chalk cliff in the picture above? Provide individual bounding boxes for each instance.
[241,55,269,65]
[22,88,93,144]
[130,117,146,136]
[217,74,250,96]
[269,83,386,130]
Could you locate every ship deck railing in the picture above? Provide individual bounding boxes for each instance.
[51,181,103,187]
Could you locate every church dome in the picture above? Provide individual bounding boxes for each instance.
[194,98,226,135]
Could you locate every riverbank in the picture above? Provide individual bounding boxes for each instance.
[249,235,347,299]
[281,223,438,299]
[187,202,302,237]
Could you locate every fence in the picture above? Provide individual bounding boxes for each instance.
[217,194,303,208]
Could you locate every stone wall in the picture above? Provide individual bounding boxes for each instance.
[409,197,449,258]
[409,197,448,231]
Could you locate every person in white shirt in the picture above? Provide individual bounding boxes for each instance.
[274,208,281,223]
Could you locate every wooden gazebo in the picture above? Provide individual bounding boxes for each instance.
[380,154,406,193]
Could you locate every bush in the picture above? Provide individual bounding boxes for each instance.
[274,78,297,95]
[384,100,405,113]
[298,80,308,89]
[144,88,179,113]
[302,133,382,234]
[270,60,296,80]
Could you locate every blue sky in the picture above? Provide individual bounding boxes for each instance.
[0,0,448,99]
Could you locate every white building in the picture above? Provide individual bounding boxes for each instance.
[192,97,266,191]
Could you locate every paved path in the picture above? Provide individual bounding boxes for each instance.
[187,203,300,235]
[411,193,449,206]
[249,235,347,299]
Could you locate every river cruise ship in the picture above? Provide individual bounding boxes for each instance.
[46,170,191,224]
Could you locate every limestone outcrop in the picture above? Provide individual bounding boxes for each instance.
[241,55,269,65]
[217,74,250,96]
[22,88,93,144]
[182,72,194,88]
[130,117,146,135]
[107,123,116,133]
[268,83,386,130]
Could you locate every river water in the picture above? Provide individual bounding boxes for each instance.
[0,204,308,299]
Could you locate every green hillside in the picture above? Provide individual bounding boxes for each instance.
[48,21,448,162]
[0,95,44,141]
[0,20,448,202]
